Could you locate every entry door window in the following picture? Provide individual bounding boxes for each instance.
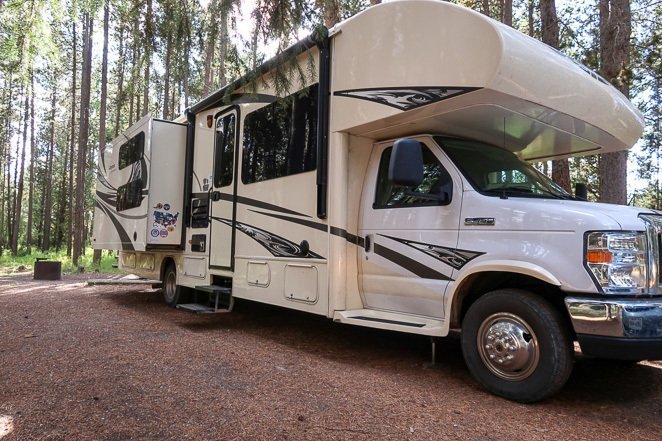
[214,113,236,188]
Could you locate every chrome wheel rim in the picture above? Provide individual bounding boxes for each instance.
[477,312,539,381]
[164,270,177,303]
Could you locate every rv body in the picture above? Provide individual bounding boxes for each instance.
[93,1,661,402]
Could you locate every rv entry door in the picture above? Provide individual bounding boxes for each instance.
[209,109,239,270]
[358,139,462,319]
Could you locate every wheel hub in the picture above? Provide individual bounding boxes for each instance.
[164,271,176,302]
[477,313,539,381]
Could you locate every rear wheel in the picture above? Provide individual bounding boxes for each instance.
[461,289,574,403]
[162,263,182,307]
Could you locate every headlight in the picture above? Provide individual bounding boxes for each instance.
[585,232,648,294]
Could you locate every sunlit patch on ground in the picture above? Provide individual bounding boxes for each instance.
[0,414,14,438]
[642,361,662,370]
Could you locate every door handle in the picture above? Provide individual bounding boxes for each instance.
[210,191,221,202]
[364,234,372,253]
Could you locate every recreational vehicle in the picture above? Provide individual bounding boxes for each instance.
[93,0,661,402]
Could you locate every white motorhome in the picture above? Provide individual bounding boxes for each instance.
[93,0,661,402]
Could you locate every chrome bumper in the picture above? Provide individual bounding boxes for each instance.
[565,297,662,338]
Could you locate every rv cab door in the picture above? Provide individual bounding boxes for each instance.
[209,109,239,270]
[357,139,462,319]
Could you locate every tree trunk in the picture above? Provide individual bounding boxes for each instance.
[55,132,69,251]
[482,0,490,17]
[143,0,153,116]
[1,76,15,255]
[129,13,138,126]
[599,0,631,205]
[528,0,535,36]
[136,91,141,121]
[0,80,6,254]
[93,1,110,264]
[11,86,29,255]
[317,0,341,28]
[114,25,125,137]
[540,0,571,193]
[99,0,109,150]
[26,69,35,253]
[42,85,57,251]
[73,12,93,266]
[202,0,218,97]
[67,20,77,258]
[163,33,172,120]
[502,0,513,26]
[218,7,228,88]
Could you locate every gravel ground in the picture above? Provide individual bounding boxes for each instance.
[1,272,661,441]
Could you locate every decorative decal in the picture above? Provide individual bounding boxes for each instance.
[379,234,484,270]
[96,203,135,251]
[334,87,480,111]
[212,217,323,259]
[153,211,179,228]
[373,243,451,281]
[151,208,179,239]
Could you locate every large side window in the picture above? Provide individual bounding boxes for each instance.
[214,113,236,188]
[242,84,318,184]
[374,144,453,208]
[116,178,144,212]
[118,132,145,170]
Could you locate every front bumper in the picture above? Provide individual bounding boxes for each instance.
[565,297,662,360]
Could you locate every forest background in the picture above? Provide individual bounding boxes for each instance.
[0,0,660,269]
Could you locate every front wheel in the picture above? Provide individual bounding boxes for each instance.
[461,289,574,403]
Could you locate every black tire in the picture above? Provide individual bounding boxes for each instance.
[162,263,183,307]
[461,289,574,403]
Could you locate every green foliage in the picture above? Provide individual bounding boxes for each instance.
[0,247,122,274]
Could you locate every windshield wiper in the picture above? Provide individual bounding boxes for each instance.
[484,186,567,200]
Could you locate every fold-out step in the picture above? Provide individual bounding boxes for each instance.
[333,309,445,336]
[176,284,234,314]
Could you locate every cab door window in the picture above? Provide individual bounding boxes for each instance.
[373,144,453,208]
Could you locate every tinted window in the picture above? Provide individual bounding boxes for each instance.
[118,132,145,170]
[116,178,144,212]
[214,113,236,188]
[374,144,452,208]
[242,84,318,184]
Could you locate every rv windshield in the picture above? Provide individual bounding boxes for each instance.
[435,136,572,200]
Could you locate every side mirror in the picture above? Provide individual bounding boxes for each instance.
[574,182,588,201]
[389,139,424,187]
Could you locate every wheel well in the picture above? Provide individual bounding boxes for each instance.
[449,272,573,335]
[160,257,175,281]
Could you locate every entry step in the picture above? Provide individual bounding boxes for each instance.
[176,284,234,314]
[194,285,232,295]
[177,303,227,314]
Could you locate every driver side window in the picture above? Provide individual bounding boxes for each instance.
[373,144,453,208]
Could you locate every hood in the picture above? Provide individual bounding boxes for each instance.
[463,191,661,232]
